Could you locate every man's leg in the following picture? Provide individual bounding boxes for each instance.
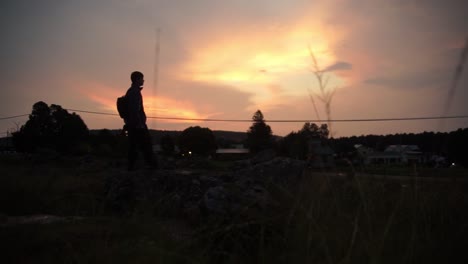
[127,128,138,171]
[140,128,157,169]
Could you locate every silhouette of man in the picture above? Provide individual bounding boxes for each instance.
[124,71,157,171]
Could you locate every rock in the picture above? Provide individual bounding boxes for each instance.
[203,186,228,214]
[250,149,277,165]
[231,159,251,170]
[199,157,305,216]
[104,172,136,214]
[233,157,306,186]
[243,185,270,210]
[104,156,306,218]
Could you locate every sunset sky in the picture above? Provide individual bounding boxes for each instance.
[1,0,467,137]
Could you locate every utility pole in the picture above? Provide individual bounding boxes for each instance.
[151,28,160,130]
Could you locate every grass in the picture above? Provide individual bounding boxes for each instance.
[1,217,194,264]
[345,163,468,178]
[1,154,468,263]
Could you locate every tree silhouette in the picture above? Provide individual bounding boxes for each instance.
[279,122,329,159]
[50,104,89,152]
[246,110,273,153]
[13,101,88,153]
[178,126,217,156]
[300,122,329,139]
[160,134,176,156]
[88,129,126,156]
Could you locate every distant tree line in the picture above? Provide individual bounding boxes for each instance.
[11,104,278,157]
[329,129,468,167]
[11,102,468,167]
[11,102,236,157]
[278,123,329,160]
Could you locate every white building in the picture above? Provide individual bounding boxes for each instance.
[364,145,424,165]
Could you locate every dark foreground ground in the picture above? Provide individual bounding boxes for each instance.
[1,154,468,264]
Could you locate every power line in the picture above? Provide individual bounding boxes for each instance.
[67,109,118,116]
[152,27,160,130]
[0,114,29,120]
[2,109,468,123]
[271,115,468,123]
[63,109,468,123]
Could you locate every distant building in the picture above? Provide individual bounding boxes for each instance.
[354,144,374,164]
[215,144,250,160]
[363,144,424,165]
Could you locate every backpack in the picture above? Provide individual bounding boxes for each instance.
[116,95,128,119]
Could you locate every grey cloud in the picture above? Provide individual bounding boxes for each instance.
[329,0,467,56]
[408,0,468,31]
[324,61,352,72]
[364,69,451,89]
[364,77,395,86]
[364,43,468,90]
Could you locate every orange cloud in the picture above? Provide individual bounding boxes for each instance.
[79,81,208,124]
[143,95,207,122]
[179,19,338,88]
[171,20,352,122]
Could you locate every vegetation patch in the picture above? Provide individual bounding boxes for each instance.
[1,154,468,263]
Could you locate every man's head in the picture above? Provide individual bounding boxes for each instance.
[131,71,144,87]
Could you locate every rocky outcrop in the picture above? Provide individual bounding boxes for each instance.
[105,156,307,220]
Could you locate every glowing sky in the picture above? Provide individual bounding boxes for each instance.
[1,0,467,137]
